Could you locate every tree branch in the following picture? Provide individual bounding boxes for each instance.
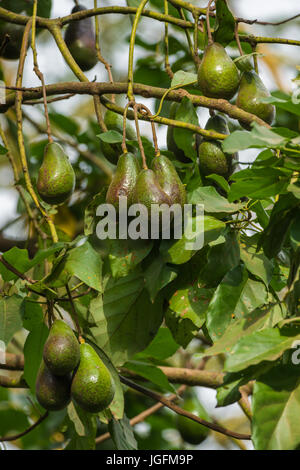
[2,81,270,130]
[120,376,251,440]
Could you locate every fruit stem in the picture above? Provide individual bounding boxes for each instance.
[206,0,214,45]
[127,0,149,101]
[133,103,148,169]
[122,101,134,154]
[66,284,82,339]
[139,104,160,157]
[234,21,244,56]
[31,0,53,144]
[94,0,115,103]
[164,0,173,79]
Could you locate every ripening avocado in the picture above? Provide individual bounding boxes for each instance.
[101,110,136,165]
[43,320,80,376]
[37,142,76,205]
[106,152,141,209]
[198,43,240,100]
[236,71,276,128]
[167,103,190,163]
[64,4,98,72]
[133,169,172,211]
[151,155,186,207]
[0,22,28,60]
[198,115,235,179]
[36,361,71,411]
[177,395,210,445]
[71,343,115,413]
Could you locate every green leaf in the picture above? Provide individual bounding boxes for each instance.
[206,265,268,341]
[0,295,24,345]
[144,255,178,301]
[169,285,213,330]
[228,168,289,201]
[188,185,245,213]
[106,238,153,279]
[108,415,137,450]
[88,272,164,366]
[252,365,300,449]
[136,327,179,361]
[222,124,287,153]
[49,113,79,136]
[23,322,49,392]
[173,97,199,161]
[124,360,174,392]
[98,130,123,144]
[213,0,236,46]
[240,243,274,286]
[66,402,97,450]
[171,70,197,87]
[160,215,226,265]
[0,144,8,155]
[225,327,300,372]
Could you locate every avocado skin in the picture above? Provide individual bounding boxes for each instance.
[198,115,236,179]
[71,343,115,413]
[151,155,186,207]
[64,4,98,72]
[36,361,72,411]
[0,22,28,60]
[37,142,75,205]
[198,43,240,100]
[236,71,276,128]
[106,152,141,209]
[133,169,172,210]
[43,320,80,376]
[177,397,210,445]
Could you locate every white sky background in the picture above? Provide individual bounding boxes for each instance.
[0,0,299,450]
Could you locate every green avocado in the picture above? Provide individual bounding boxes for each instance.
[106,152,141,210]
[198,43,240,100]
[43,320,80,376]
[36,361,71,411]
[37,142,76,205]
[236,71,276,128]
[71,343,115,413]
[151,155,186,207]
[177,396,211,445]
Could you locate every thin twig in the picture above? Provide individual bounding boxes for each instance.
[0,412,49,442]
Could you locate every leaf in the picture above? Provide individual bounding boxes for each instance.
[136,327,179,360]
[165,308,200,348]
[0,295,24,345]
[0,244,65,282]
[107,238,153,279]
[144,255,178,301]
[98,130,123,144]
[66,402,97,450]
[88,272,164,366]
[169,285,213,330]
[171,70,197,87]
[225,327,300,372]
[206,265,268,341]
[173,97,199,161]
[222,124,287,154]
[49,113,79,136]
[213,0,236,46]
[23,322,49,392]
[252,365,300,450]
[108,415,137,450]
[160,214,226,264]
[0,144,8,155]
[188,185,245,213]
[240,243,274,286]
[48,242,103,292]
[124,360,174,392]
[84,190,107,236]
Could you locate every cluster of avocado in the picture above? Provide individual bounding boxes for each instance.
[168,42,275,180]
[106,150,186,214]
[36,320,115,413]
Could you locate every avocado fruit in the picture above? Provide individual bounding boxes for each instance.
[106,152,141,209]
[64,4,98,72]
[198,42,240,100]
[0,22,28,60]
[151,155,186,207]
[36,361,72,411]
[71,343,115,413]
[236,70,276,128]
[177,396,210,445]
[43,320,80,376]
[37,142,76,205]
[198,115,236,179]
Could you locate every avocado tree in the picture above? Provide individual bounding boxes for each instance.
[0,0,299,451]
